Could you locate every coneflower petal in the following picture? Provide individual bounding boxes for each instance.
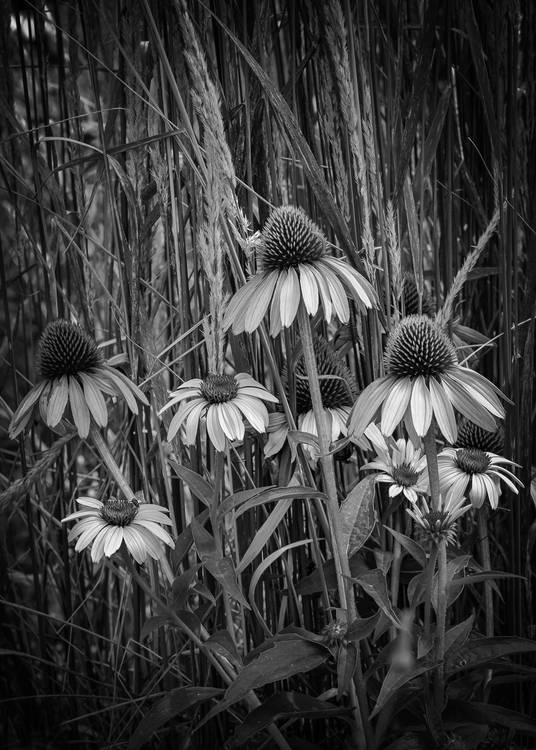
[221,401,245,440]
[224,273,265,333]
[233,394,269,433]
[410,376,432,436]
[237,386,279,402]
[8,381,47,438]
[429,377,457,443]
[298,263,320,315]
[105,366,149,408]
[79,372,108,427]
[469,474,486,508]
[216,402,241,441]
[103,368,138,414]
[167,398,204,441]
[68,377,91,437]
[308,263,333,322]
[380,377,413,435]
[441,372,498,432]
[73,518,107,549]
[132,519,174,547]
[269,271,285,336]
[206,406,227,452]
[183,400,206,445]
[324,257,377,309]
[244,270,278,332]
[122,526,150,564]
[349,376,397,438]
[449,368,505,419]
[132,525,166,560]
[47,376,69,427]
[158,387,202,414]
[103,525,124,557]
[322,265,349,322]
[280,266,301,328]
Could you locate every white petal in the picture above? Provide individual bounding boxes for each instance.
[298,263,320,315]
[280,266,301,328]
[244,271,279,333]
[380,377,413,435]
[79,372,108,427]
[322,264,349,323]
[429,377,457,443]
[233,395,269,433]
[206,405,227,451]
[8,381,47,438]
[410,376,432,436]
[348,376,396,438]
[68,377,91,437]
[46,376,70,427]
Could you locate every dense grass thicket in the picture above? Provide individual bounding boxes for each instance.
[1,1,536,748]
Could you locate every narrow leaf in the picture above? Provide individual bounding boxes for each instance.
[340,476,376,556]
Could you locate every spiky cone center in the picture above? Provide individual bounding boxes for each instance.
[402,272,435,317]
[200,373,238,403]
[392,464,420,487]
[456,421,504,454]
[100,497,138,526]
[294,339,353,413]
[456,448,490,474]
[385,315,457,379]
[322,619,347,645]
[38,320,103,380]
[259,206,326,272]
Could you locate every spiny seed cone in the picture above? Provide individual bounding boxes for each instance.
[293,338,354,413]
[385,315,457,379]
[456,448,491,474]
[100,496,138,526]
[38,320,103,380]
[402,272,435,317]
[200,373,238,403]
[455,420,504,454]
[259,206,326,272]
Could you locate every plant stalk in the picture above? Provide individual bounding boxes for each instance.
[434,538,448,711]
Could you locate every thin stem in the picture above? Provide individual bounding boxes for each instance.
[213,449,236,644]
[296,302,370,749]
[434,538,448,711]
[423,421,440,511]
[89,425,137,502]
[478,505,494,697]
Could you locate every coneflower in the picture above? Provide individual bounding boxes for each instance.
[9,320,148,439]
[406,492,471,546]
[223,206,377,337]
[348,315,507,444]
[455,419,504,455]
[159,372,278,452]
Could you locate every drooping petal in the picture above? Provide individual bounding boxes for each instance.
[224,274,266,334]
[167,397,205,441]
[137,506,173,525]
[133,525,167,560]
[8,381,47,438]
[308,263,332,322]
[244,270,279,333]
[79,372,108,427]
[441,372,498,432]
[279,267,301,328]
[469,474,486,508]
[46,376,70,427]
[449,368,505,419]
[89,526,112,562]
[235,385,279,402]
[102,367,138,413]
[158,386,202,414]
[183,399,206,445]
[103,525,124,557]
[72,518,107,549]
[122,525,150,563]
[269,271,286,336]
[217,401,244,441]
[323,257,377,309]
[206,405,227,451]
[410,376,433,436]
[68,377,91,437]
[380,377,413,435]
[348,376,397,439]
[298,263,320,315]
[429,377,457,443]
[132,519,175,547]
[322,264,350,323]
[233,395,269,433]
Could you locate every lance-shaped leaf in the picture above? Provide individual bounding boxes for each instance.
[353,569,401,627]
[340,476,376,556]
[446,636,536,675]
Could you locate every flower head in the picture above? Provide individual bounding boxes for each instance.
[438,446,522,510]
[9,320,149,439]
[224,206,377,337]
[363,426,428,503]
[160,372,278,452]
[406,491,471,546]
[455,419,504,455]
[62,495,174,564]
[348,315,507,444]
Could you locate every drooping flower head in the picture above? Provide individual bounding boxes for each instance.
[62,495,174,564]
[9,320,149,439]
[362,426,428,504]
[348,315,507,444]
[160,372,278,452]
[401,272,435,317]
[224,206,377,337]
[438,446,522,510]
[406,491,471,546]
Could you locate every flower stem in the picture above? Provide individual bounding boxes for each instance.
[89,425,137,502]
[423,422,440,511]
[213,449,236,644]
[434,537,448,711]
[478,506,494,696]
[296,303,370,749]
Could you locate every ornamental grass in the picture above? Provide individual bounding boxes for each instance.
[1,3,535,750]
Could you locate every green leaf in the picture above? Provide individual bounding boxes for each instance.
[204,630,242,672]
[446,637,536,675]
[296,553,369,594]
[227,692,351,748]
[353,569,401,627]
[370,660,439,719]
[444,614,474,655]
[127,686,222,750]
[346,611,381,643]
[225,639,328,704]
[446,700,536,735]
[168,459,213,506]
[219,485,324,520]
[385,527,427,568]
[236,497,293,573]
[340,476,376,556]
[171,565,201,610]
